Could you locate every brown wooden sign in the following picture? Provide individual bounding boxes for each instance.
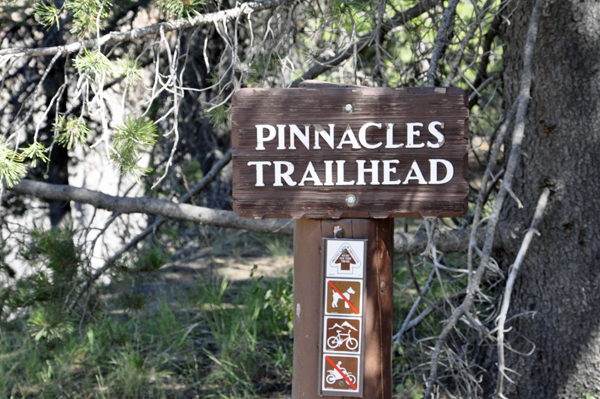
[231,87,468,219]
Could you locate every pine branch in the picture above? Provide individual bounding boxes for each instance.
[8,178,293,235]
[0,0,293,59]
[291,0,442,87]
[6,177,494,254]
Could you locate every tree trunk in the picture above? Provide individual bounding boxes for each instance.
[499,1,600,397]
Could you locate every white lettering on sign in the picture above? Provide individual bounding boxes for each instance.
[406,122,425,148]
[427,121,445,148]
[247,158,454,187]
[358,123,383,149]
[256,125,276,150]
[385,123,403,149]
[255,122,446,151]
[249,122,456,188]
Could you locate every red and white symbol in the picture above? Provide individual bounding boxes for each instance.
[322,355,360,392]
[326,240,365,278]
[325,279,362,315]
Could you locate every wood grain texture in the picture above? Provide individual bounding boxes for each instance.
[232,87,468,219]
[292,219,393,399]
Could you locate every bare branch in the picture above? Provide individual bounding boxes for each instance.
[6,176,496,254]
[426,0,460,87]
[469,9,503,108]
[495,187,550,398]
[443,0,496,86]
[423,0,547,396]
[65,149,237,311]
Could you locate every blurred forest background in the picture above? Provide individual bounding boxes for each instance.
[2,0,599,398]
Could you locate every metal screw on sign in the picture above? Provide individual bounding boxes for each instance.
[333,226,344,239]
[345,194,357,207]
[343,104,354,113]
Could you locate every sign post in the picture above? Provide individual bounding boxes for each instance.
[232,83,468,398]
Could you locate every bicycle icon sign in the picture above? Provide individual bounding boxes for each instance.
[324,318,361,352]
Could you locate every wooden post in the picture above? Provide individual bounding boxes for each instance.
[292,218,394,399]
[231,84,468,397]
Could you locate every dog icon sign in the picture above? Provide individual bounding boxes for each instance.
[325,279,362,316]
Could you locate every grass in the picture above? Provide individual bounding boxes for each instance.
[0,265,294,398]
[0,220,469,399]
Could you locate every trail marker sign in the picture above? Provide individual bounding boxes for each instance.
[327,239,365,278]
[320,238,367,396]
[322,354,361,393]
[324,317,361,353]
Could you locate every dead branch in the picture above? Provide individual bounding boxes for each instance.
[423,0,547,396]
[443,0,496,86]
[6,177,497,254]
[495,187,550,398]
[469,9,503,108]
[426,0,460,87]
[65,149,235,312]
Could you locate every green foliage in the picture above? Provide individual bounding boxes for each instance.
[34,1,61,30]
[21,141,49,167]
[53,116,91,149]
[73,48,113,82]
[0,142,26,188]
[109,344,158,397]
[395,376,424,399]
[110,115,158,182]
[202,274,294,396]
[118,293,148,313]
[66,0,111,37]
[7,226,82,315]
[262,272,294,337]
[134,244,167,272]
[116,54,142,86]
[183,157,204,182]
[207,104,230,127]
[28,307,74,342]
[256,234,293,258]
[0,242,296,398]
[156,0,205,19]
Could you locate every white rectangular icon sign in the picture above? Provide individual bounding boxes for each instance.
[326,240,365,278]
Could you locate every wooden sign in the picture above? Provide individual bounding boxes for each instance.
[320,238,367,397]
[231,87,468,219]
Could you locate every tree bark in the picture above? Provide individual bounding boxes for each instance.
[499,1,600,397]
